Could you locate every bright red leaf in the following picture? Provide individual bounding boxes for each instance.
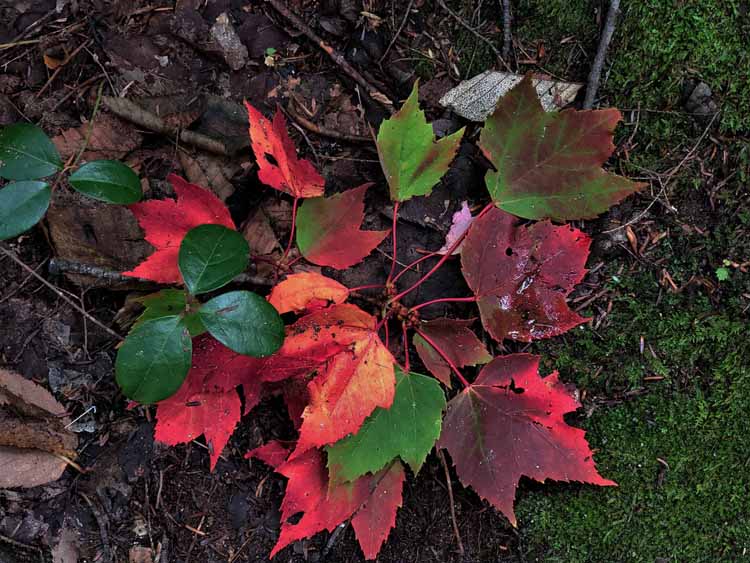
[413,318,491,387]
[295,183,390,269]
[460,206,590,342]
[438,353,616,525]
[268,272,349,314]
[245,440,291,468]
[245,101,325,198]
[123,174,235,284]
[271,449,404,560]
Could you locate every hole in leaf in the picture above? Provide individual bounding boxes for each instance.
[265,153,279,167]
[505,247,513,256]
[287,511,304,525]
[509,378,525,394]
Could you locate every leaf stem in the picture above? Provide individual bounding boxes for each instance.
[402,322,410,372]
[386,201,400,284]
[347,283,385,292]
[410,296,477,312]
[414,327,470,387]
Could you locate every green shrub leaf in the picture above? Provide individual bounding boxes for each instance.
[69,160,142,204]
[0,123,62,180]
[0,181,51,240]
[178,224,249,295]
[199,290,284,357]
[115,316,192,404]
[133,289,206,337]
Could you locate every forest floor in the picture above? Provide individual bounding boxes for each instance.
[0,1,748,562]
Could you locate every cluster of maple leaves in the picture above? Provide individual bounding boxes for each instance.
[121,76,641,559]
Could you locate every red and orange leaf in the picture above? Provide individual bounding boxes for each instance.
[245,440,291,468]
[413,318,491,387]
[478,74,645,221]
[438,353,616,525]
[295,184,389,269]
[268,272,349,314]
[245,101,324,198]
[271,449,404,560]
[123,174,235,284]
[460,206,590,342]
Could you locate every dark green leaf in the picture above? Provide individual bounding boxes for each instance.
[178,224,249,295]
[199,290,284,357]
[69,160,142,204]
[133,289,206,337]
[0,123,61,180]
[115,316,192,404]
[0,181,51,240]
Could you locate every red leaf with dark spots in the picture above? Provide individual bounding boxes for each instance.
[461,206,590,342]
[123,174,235,284]
[438,354,616,525]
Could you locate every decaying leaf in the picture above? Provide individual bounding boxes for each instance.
[241,207,280,256]
[461,207,590,342]
[178,151,241,201]
[53,113,142,162]
[438,354,616,525]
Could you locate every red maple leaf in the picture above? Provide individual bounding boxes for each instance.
[295,183,390,269]
[245,439,291,468]
[461,206,590,342]
[123,174,235,284]
[438,353,616,525]
[270,448,404,560]
[268,272,349,314]
[413,318,491,387]
[245,101,325,198]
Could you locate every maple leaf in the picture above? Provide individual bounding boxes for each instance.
[478,74,645,221]
[438,201,473,255]
[326,367,445,483]
[268,272,349,314]
[413,318,491,386]
[245,439,291,468]
[461,206,590,342]
[437,353,616,526]
[123,174,235,284]
[245,101,324,198]
[376,81,465,202]
[295,183,389,269]
[271,449,404,560]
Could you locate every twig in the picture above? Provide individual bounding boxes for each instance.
[102,96,229,155]
[583,0,621,109]
[1,246,124,341]
[51,73,106,112]
[286,97,372,143]
[72,81,105,168]
[439,450,464,556]
[436,0,511,72]
[266,0,394,111]
[380,0,416,63]
[502,0,512,61]
[35,40,92,100]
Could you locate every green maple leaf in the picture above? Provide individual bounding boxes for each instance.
[326,368,446,483]
[376,81,464,202]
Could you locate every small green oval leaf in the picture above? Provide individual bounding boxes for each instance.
[179,224,249,295]
[133,289,206,337]
[0,123,62,180]
[115,316,192,404]
[69,160,142,204]
[0,181,51,240]
[199,290,284,357]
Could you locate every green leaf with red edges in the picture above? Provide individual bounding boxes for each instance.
[376,81,465,202]
[413,318,491,387]
[478,74,645,221]
[245,101,324,198]
[123,174,235,284]
[460,206,590,342]
[295,184,389,269]
[268,272,349,314]
[270,449,404,560]
[437,353,616,526]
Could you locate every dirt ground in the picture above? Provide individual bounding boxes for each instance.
[1,1,748,562]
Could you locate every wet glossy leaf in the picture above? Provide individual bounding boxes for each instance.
[0,123,61,180]
[179,224,249,294]
[0,181,51,240]
[199,290,284,357]
[69,159,141,204]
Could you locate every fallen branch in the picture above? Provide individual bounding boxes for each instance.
[583,0,621,109]
[266,0,395,111]
[101,96,229,155]
[502,0,512,61]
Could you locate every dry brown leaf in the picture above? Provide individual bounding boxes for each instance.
[52,113,142,161]
[178,151,240,201]
[242,208,280,256]
[129,546,154,563]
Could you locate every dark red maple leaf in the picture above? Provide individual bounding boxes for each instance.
[413,318,491,387]
[245,101,325,198]
[271,448,404,560]
[438,353,615,525]
[460,206,590,342]
[123,174,235,284]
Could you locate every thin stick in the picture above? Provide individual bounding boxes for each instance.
[501,0,512,61]
[0,246,124,341]
[266,0,394,111]
[380,0,416,63]
[35,40,91,99]
[387,202,400,283]
[439,450,465,555]
[72,81,105,168]
[348,284,386,292]
[287,96,372,143]
[392,252,438,284]
[410,296,476,312]
[583,0,621,109]
[414,327,469,387]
